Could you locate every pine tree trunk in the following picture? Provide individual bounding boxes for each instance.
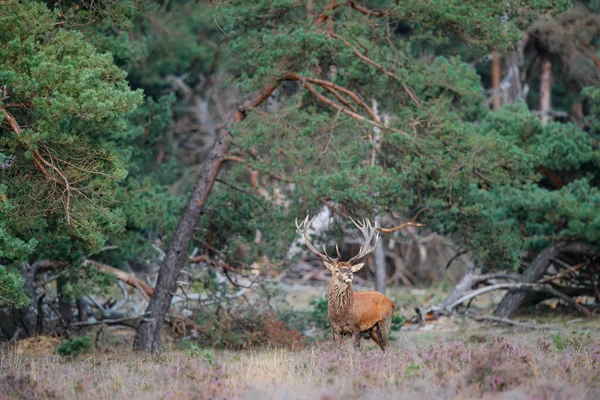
[374,216,386,294]
[133,131,230,352]
[492,50,501,111]
[494,245,558,318]
[572,102,583,123]
[133,82,282,353]
[76,298,88,323]
[10,263,38,339]
[540,58,552,125]
[57,276,72,328]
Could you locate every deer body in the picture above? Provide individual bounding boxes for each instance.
[296,216,396,351]
[327,265,395,350]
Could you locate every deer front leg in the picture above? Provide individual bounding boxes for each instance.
[332,330,343,345]
[352,332,361,349]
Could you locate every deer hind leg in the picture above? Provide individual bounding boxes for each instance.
[379,314,393,351]
[370,324,384,350]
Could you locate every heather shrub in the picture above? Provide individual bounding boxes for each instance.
[0,373,58,400]
[419,340,470,376]
[461,337,534,392]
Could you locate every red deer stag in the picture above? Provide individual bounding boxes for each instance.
[296,215,395,351]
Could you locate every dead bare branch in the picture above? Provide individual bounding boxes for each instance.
[378,221,426,233]
[449,282,592,316]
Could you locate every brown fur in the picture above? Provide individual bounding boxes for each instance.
[326,262,395,351]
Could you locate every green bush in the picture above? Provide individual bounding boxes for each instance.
[391,314,405,332]
[187,344,214,363]
[308,296,329,332]
[57,337,93,357]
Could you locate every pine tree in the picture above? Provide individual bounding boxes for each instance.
[0,0,142,310]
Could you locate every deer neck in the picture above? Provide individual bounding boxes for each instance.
[328,280,353,314]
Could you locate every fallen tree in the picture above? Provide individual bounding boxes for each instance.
[0,259,206,342]
[404,241,599,329]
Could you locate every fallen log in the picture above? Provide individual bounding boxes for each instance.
[495,242,599,318]
[449,282,591,317]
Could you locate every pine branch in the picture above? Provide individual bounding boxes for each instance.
[328,32,422,108]
[286,73,409,137]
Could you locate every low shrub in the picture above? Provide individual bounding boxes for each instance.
[57,336,93,357]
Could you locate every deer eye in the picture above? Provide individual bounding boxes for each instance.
[335,269,339,272]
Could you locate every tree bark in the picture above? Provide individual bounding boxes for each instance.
[492,49,501,110]
[540,58,552,125]
[76,298,88,323]
[10,263,38,338]
[374,217,386,294]
[57,276,73,328]
[133,81,282,352]
[495,242,599,318]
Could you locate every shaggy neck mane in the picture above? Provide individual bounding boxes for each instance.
[328,280,353,313]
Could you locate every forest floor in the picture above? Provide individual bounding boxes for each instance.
[1,285,599,399]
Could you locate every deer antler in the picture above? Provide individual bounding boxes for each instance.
[295,215,340,265]
[347,217,379,265]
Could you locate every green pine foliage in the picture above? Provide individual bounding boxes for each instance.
[213,0,591,271]
[0,0,142,306]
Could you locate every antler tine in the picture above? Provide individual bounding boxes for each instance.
[347,217,380,265]
[295,214,338,264]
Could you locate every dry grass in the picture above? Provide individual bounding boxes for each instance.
[1,328,599,400]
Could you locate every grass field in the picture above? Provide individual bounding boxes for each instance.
[1,326,599,400]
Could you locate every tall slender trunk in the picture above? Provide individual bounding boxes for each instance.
[76,298,88,323]
[374,216,386,294]
[133,81,282,352]
[571,102,583,124]
[492,49,501,111]
[540,58,552,125]
[9,263,38,339]
[57,276,72,329]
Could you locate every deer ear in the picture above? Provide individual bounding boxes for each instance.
[350,263,365,273]
[323,262,336,272]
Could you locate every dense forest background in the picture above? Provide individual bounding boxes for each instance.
[1,0,599,351]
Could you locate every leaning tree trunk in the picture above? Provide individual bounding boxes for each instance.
[494,245,559,318]
[133,82,282,353]
[133,131,229,352]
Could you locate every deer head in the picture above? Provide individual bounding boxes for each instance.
[295,215,379,285]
